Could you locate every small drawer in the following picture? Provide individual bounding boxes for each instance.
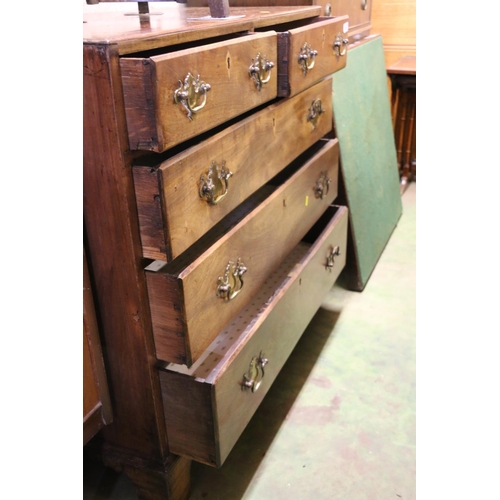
[120,31,278,153]
[146,139,339,367]
[158,205,349,467]
[133,77,333,261]
[277,16,349,97]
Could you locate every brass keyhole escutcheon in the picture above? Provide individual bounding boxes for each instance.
[325,245,341,271]
[217,258,247,301]
[248,53,275,91]
[307,98,325,130]
[333,33,349,57]
[199,161,233,205]
[314,171,331,199]
[174,72,211,121]
[298,42,318,76]
[242,352,268,393]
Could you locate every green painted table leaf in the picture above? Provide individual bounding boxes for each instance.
[332,35,402,291]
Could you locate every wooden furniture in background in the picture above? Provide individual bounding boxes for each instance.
[83,247,113,445]
[370,0,415,69]
[84,5,349,498]
[185,0,372,40]
[387,55,416,193]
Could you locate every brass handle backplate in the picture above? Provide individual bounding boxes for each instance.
[217,258,247,301]
[199,161,233,205]
[298,42,318,76]
[174,72,211,121]
[307,98,325,129]
[242,352,268,393]
[333,33,349,57]
[325,245,341,271]
[314,171,331,199]
[249,53,274,91]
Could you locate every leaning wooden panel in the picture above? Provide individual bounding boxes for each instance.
[146,139,339,366]
[133,78,333,261]
[159,205,348,467]
[121,31,278,153]
[277,16,349,97]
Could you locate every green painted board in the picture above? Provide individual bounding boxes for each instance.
[332,35,402,291]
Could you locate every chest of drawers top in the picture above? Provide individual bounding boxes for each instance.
[83,6,322,54]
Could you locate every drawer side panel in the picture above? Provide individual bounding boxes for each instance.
[160,371,217,466]
[146,272,188,365]
[133,166,170,261]
[120,58,160,151]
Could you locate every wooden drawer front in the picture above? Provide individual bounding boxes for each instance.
[146,139,339,367]
[277,16,349,97]
[329,0,372,41]
[120,32,278,153]
[159,205,348,467]
[134,77,333,261]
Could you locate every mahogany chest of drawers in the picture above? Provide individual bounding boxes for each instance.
[83,5,349,498]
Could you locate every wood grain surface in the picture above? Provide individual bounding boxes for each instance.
[133,77,333,260]
[147,139,339,366]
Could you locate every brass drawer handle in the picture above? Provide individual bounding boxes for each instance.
[298,42,318,76]
[333,33,349,57]
[307,98,325,129]
[174,72,211,121]
[217,258,247,301]
[361,0,368,10]
[242,352,268,393]
[199,160,233,205]
[325,245,341,271]
[314,171,331,199]
[249,53,274,91]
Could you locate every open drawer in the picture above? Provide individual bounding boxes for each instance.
[145,139,339,367]
[158,205,348,467]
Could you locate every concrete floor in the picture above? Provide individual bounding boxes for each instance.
[83,182,416,500]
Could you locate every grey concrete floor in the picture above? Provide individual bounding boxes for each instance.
[83,182,416,500]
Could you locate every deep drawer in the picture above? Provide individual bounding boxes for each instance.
[133,77,333,261]
[120,31,278,153]
[158,205,349,467]
[145,139,339,367]
[277,16,349,97]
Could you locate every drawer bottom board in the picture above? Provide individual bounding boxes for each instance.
[159,205,348,467]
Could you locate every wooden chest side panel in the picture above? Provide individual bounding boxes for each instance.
[156,77,334,261]
[215,206,348,464]
[181,139,339,364]
[160,371,217,466]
